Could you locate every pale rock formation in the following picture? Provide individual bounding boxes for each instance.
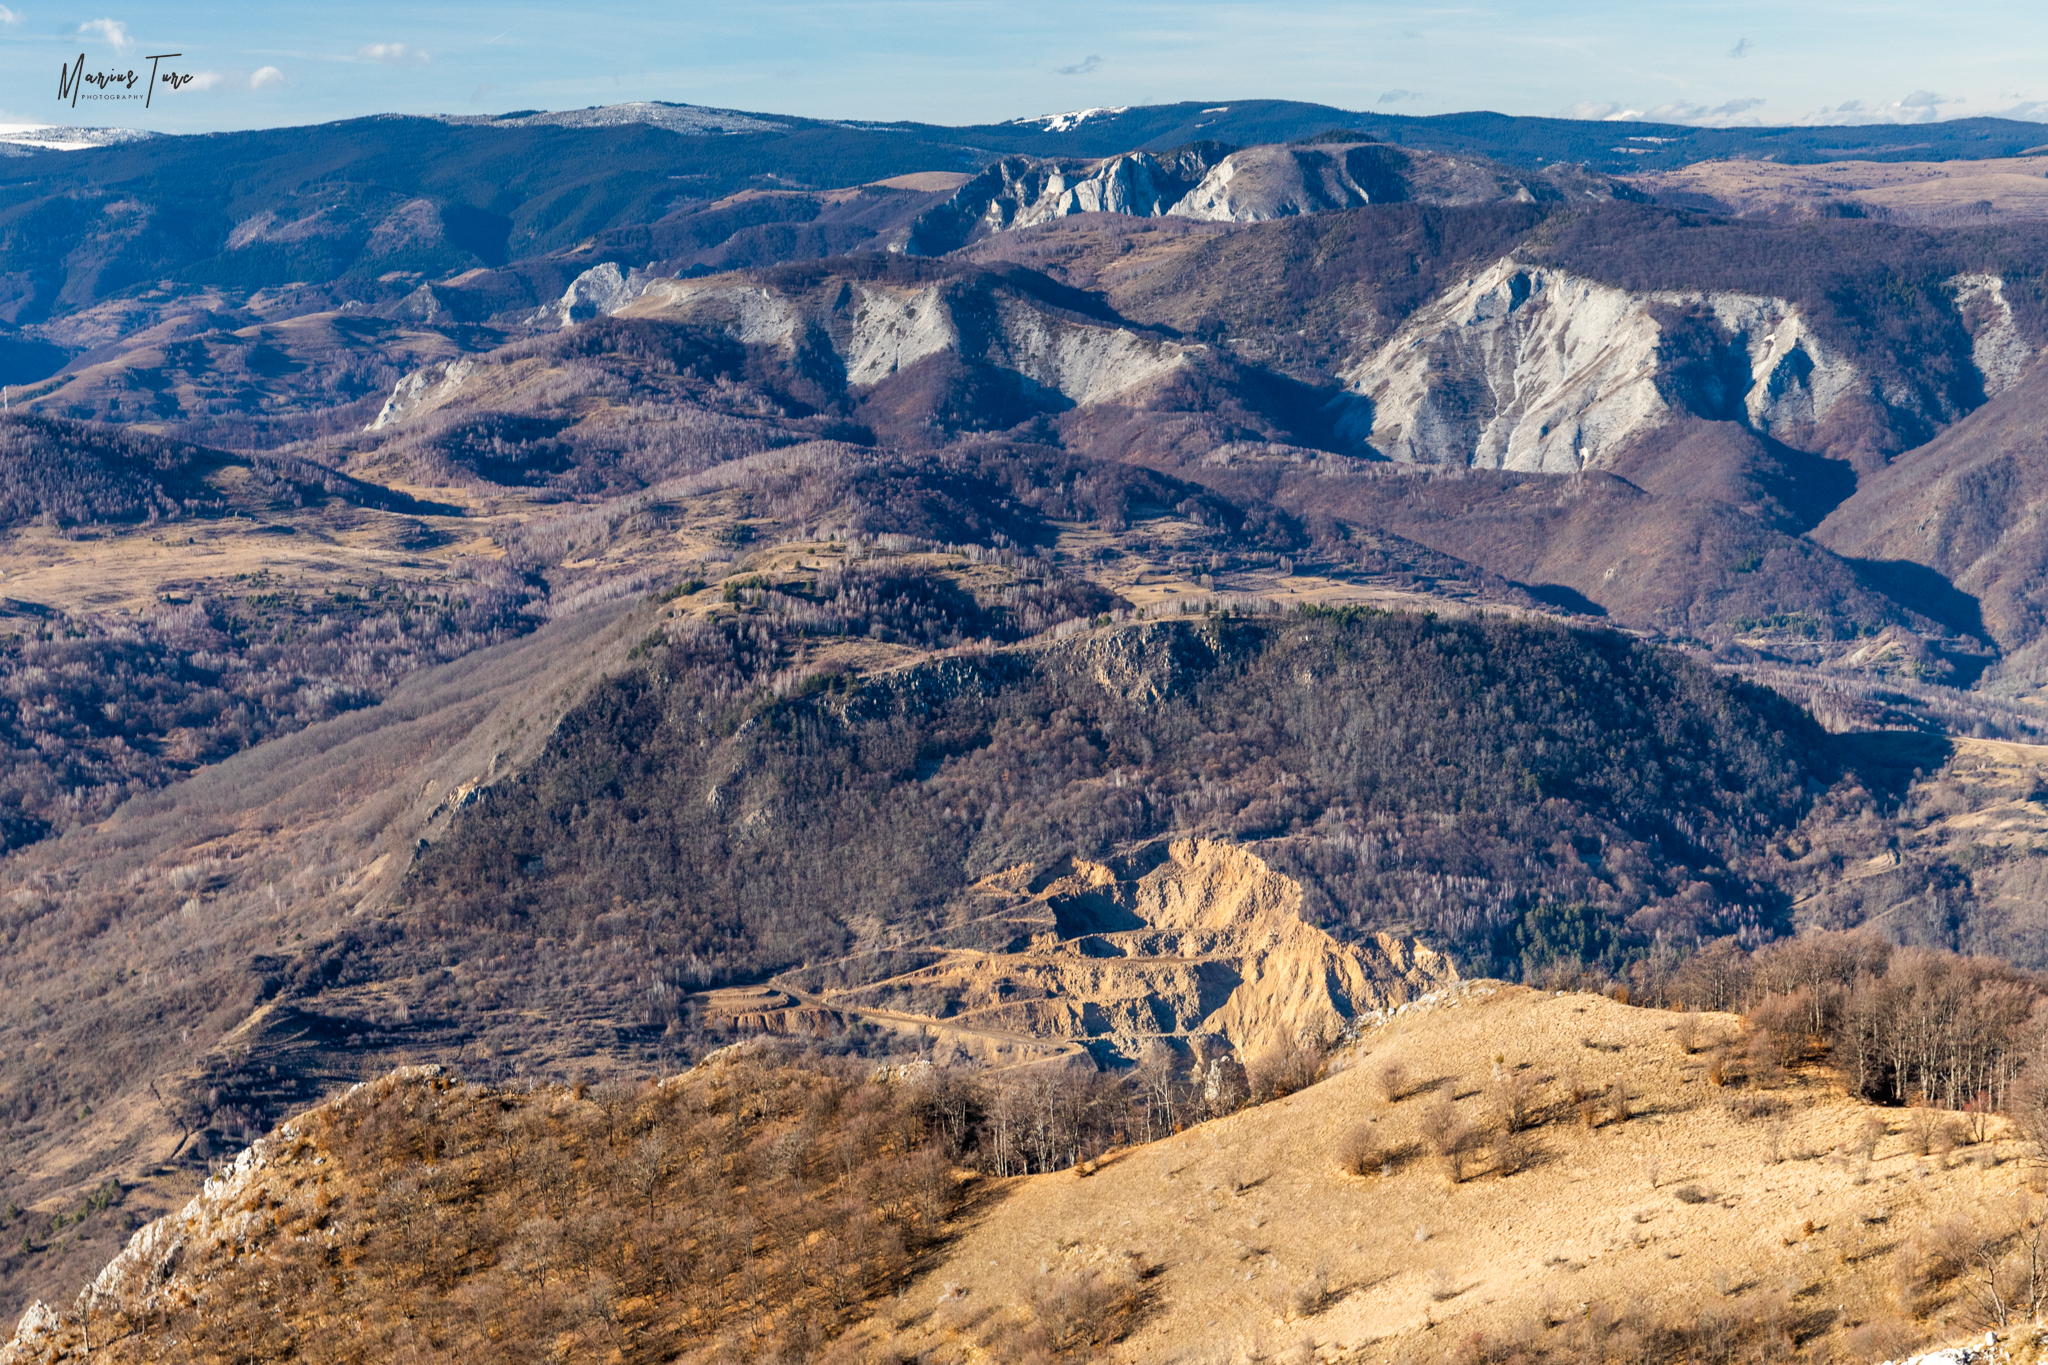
[537,260,655,329]
[630,277,802,346]
[367,356,474,430]
[1344,257,1864,471]
[1168,143,1384,221]
[624,274,1197,408]
[1950,272,2035,396]
[840,284,959,385]
[986,295,1192,404]
[822,838,1459,1065]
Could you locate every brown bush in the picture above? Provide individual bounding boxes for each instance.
[1020,1262,1149,1360]
[1494,1129,1537,1177]
[1488,1067,1539,1134]
[1249,1034,1332,1103]
[1418,1092,1484,1183]
[1906,1101,1941,1157]
[1286,1269,1332,1319]
[1336,1122,1385,1177]
[1376,1060,1409,1103]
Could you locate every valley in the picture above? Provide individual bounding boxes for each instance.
[5,94,2048,1361]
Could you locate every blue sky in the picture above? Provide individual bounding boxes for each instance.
[4,1,2047,134]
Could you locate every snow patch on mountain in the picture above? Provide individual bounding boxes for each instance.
[0,123,157,153]
[438,102,785,135]
[1008,107,1130,133]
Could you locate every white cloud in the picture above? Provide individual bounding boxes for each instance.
[249,66,284,90]
[1555,100,1639,121]
[358,42,430,65]
[1638,97,1768,128]
[186,71,223,91]
[1053,55,1100,76]
[78,17,130,49]
[0,8,20,25]
[1379,88,1421,104]
[1728,38,1751,59]
[1796,91,1958,126]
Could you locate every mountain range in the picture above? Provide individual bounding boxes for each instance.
[8,97,2048,1337]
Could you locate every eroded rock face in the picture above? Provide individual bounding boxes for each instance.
[537,261,655,329]
[1345,259,1857,470]
[1950,273,2034,397]
[1345,256,2037,471]
[367,356,474,430]
[625,273,1198,408]
[902,140,1629,252]
[821,838,1459,1065]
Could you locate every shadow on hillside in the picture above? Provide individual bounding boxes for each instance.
[1846,557,1989,643]
[1519,581,1608,616]
[1832,729,1956,807]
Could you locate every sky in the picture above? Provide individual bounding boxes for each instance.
[3,0,2047,135]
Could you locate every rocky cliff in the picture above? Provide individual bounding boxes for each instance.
[806,837,1458,1065]
[903,140,1640,253]
[1344,256,2035,471]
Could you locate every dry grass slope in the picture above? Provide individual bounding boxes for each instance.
[850,988,2046,1364]
[11,989,2048,1365]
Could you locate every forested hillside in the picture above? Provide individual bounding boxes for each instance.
[409,609,1833,982]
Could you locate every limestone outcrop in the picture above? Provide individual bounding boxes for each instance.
[1342,257,2038,471]
[622,273,1198,408]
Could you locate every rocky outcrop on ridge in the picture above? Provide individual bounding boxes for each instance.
[804,837,1459,1064]
[1344,256,2037,471]
[903,139,1643,253]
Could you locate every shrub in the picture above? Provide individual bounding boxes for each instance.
[1488,1068,1538,1134]
[1022,1263,1148,1360]
[1286,1270,1331,1319]
[1495,1129,1537,1177]
[1906,1102,1941,1157]
[1336,1123,1384,1177]
[1419,1089,1483,1182]
[1249,1034,1332,1103]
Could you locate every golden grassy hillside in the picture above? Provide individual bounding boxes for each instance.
[9,986,2047,1365]
[848,988,2040,1364]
